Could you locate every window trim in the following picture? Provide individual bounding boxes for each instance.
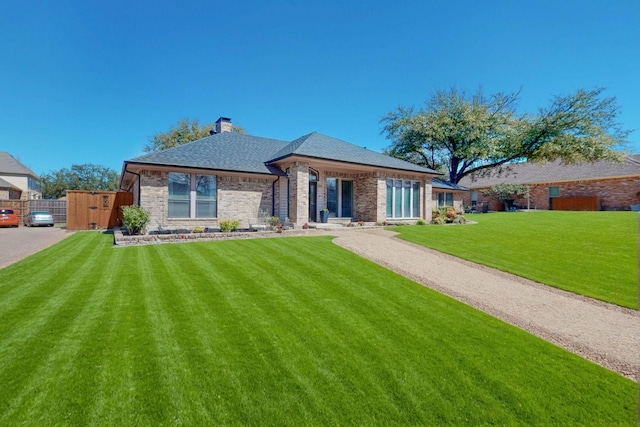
[168,172,217,219]
[386,179,421,219]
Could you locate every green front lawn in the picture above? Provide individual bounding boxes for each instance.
[393,211,638,309]
[0,232,636,424]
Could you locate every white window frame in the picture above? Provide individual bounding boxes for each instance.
[386,179,421,219]
[168,172,217,219]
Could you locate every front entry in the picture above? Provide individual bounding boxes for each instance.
[309,181,317,222]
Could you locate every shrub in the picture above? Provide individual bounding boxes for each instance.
[121,205,151,235]
[192,226,204,233]
[416,219,427,226]
[432,216,446,225]
[267,216,280,228]
[219,220,240,232]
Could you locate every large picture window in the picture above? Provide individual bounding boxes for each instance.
[386,179,420,218]
[168,172,217,218]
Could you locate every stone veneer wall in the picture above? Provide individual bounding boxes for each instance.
[288,162,309,224]
[465,176,640,211]
[138,169,277,232]
[139,170,166,229]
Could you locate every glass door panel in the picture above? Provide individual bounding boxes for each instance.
[341,180,353,218]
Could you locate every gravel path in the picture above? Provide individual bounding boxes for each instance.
[330,228,640,382]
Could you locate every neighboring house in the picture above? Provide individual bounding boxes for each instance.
[119,117,439,230]
[459,155,640,211]
[432,178,468,212]
[0,152,41,200]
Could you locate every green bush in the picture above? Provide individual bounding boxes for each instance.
[416,219,427,226]
[431,207,463,224]
[219,220,240,232]
[121,205,151,235]
[267,216,280,227]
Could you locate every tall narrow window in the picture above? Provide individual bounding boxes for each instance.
[168,172,190,218]
[386,179,393,217]
[196,174,217,218]
[326,178,337,216]
[412,181,420,217]
[386,179,421,218]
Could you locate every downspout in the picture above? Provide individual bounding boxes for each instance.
[272,175,280,216]
[122,164,142,206]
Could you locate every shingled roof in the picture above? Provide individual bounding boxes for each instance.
[127,133,289,175]
[0,176,21,190]
[0,152,38,177]
[125,131,437,175]
[459,155,640,188]
[268,132,433,173]
[432,177,468,191]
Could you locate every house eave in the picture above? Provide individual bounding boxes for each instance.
[267,154,438,176]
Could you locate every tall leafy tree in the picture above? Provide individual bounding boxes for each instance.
[144,118,246,153]
[41,164,120,199]
[381,87,630,184]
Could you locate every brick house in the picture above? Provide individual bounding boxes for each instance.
[0,152,42,200]
[119,117,439,231]
[459,155,640,211]
[432,178,468,212]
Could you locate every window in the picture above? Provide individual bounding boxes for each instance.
[326,178,353,218]
[437,192,454,207]
[168,172,217,218]
[196,174,217,217]
[28,176,41,193]
[548,186,560,198]
[386,179,421,218]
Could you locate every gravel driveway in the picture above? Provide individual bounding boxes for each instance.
[331,228,640,382]
[0,226,71,269]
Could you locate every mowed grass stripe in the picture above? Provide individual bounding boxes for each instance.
[393,211,638,308]
[0,232,114,422]
[0,232,636,424]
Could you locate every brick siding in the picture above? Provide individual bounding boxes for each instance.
[464,176,640,211]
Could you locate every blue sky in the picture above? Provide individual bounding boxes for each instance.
[1,0,639,176]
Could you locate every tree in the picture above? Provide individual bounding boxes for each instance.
[144,118,246,153]
[481,183,529,211]
[41,164,120,199]
[381,87,630,184]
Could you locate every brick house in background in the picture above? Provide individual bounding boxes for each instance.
[459,155,640,211]
[0,152,42,200]
[119,117,439,231]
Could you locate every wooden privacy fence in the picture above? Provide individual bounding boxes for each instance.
[0,199,67,223]
[66,191,134,230]
[551,196,600,211]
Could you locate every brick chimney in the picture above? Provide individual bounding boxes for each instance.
[215,117,232,133]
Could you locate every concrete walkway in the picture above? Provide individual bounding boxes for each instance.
[331,228,640,382]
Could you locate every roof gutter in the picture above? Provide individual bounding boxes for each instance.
[121,162,141,206]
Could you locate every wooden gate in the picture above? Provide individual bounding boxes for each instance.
[551,196,600,211]
[66,191,134,230]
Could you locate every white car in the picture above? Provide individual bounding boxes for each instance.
[24,211,55,227]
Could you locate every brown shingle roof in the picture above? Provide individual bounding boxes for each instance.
[459,156,640,188]
[0,152,38,177]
